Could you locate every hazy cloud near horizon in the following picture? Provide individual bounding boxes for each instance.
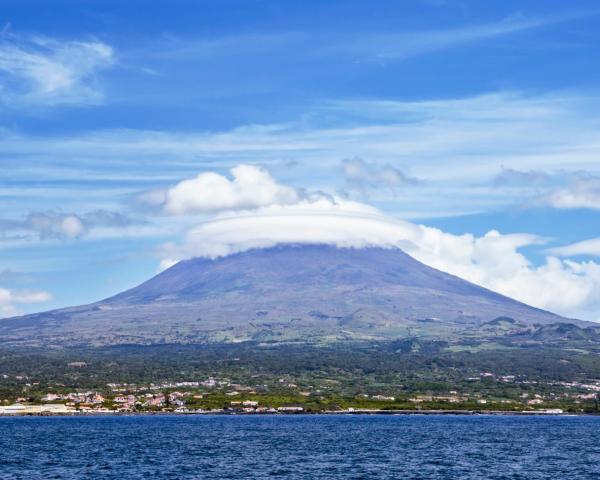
[0,287,52,318]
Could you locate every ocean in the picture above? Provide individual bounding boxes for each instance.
[0,414,598,479]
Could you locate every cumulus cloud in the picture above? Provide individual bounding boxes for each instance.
[493,168,600,210]
[25,212,87,239]
[0,287,52,318]
[540,177,600,210]
[0,210,140,240]
[143,165,303,215]
[158,184,600,319]
[341,157,420,196]
[0,31,114,107]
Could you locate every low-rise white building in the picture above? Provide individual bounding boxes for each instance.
[41,404,75,414]
[277,406,304,412]
[0,403,76,415]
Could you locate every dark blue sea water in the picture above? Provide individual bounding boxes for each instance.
[0,414,599,479]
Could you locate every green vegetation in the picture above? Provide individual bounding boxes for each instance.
[0,341,599,413]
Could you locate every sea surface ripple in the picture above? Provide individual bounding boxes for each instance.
[0,414,599,479]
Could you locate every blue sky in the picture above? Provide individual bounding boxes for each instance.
[2,0,600,320]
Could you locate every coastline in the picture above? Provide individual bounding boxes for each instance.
[0,409,593,418]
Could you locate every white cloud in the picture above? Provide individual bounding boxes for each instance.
[26,212,87,239]
[4,91,600,219]
[548,238,600,257]
[341,157,419,196]
[153,13,586,65]
[159,196,389,261]
[0,32,114,107]
[493,168,556,188]
[0,210,142,241]
[338,14,573,61]
[540,177,600,210]
[156,167,600,320]
[0,287,52,318]
[150,165,302,215]
[493,168,600,210]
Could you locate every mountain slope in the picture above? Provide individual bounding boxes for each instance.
[0,244,578,347]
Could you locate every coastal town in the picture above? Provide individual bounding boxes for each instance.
[1,371,599,416]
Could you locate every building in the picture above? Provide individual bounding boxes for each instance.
[41,404,75,414]
[409,396,433,403]
[0,404,44,415]
[277,406,304,413]
[42,393,62,402]
[371,395,395,401]
[0,404,27,415]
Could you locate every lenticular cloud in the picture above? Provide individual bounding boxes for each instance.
[159,194,600,319]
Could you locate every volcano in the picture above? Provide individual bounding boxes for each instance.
[0,244,577,347]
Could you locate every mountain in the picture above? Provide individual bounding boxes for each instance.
[0,244,582,347]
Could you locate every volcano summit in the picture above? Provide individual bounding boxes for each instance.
[0,244,580,347]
